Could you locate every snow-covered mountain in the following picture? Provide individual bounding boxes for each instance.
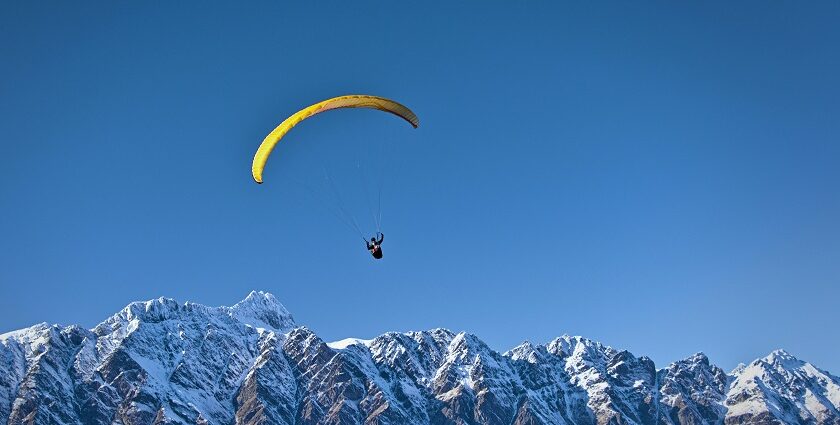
[1,292,837,425]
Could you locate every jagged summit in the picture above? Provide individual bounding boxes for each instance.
[92,291,295,337]
[1,292,838,425]
[546,334,614,358]
[687,351,710,362]
[726,349,840,424]
[230,290,286,313]
[731,362,748,375]
[762,348,802,367]
[227,290,296,331]
[0,321,51,341]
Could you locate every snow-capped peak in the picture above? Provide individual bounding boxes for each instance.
[0,322,51,342]
[231,290,284,312]
[227,290,295,331]
[546,334,614,359]
[762,348,802,368]
[730,362,747,375]
[686,351,710,365]
[505,340,545,363]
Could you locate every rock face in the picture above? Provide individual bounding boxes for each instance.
[1,292,838,425]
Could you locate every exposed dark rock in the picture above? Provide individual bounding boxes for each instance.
[1,293,838,425]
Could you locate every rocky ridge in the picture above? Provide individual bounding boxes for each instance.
[1,292,838,425]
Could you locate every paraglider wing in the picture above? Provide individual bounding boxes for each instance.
[252,95,419,184]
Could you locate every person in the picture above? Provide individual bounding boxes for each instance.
[366,232,384,259]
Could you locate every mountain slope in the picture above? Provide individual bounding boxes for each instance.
[1,292,837,425]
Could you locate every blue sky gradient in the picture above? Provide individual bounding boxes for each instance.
[1,1,839,372]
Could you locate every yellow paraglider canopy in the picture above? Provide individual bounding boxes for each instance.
[252,95,419,184]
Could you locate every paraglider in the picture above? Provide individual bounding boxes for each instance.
[366,232,385,259]
[252,95,419,184]
[251,95,418,259]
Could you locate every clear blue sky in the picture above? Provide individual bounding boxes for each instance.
[2,2,838,373]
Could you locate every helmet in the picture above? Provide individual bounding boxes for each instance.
[371,237,376,242]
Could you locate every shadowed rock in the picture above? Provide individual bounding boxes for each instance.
[1,293,838,425]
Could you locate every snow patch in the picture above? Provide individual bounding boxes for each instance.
[327,338,373,350]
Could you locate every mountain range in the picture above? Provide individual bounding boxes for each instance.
[1,291,838,425]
